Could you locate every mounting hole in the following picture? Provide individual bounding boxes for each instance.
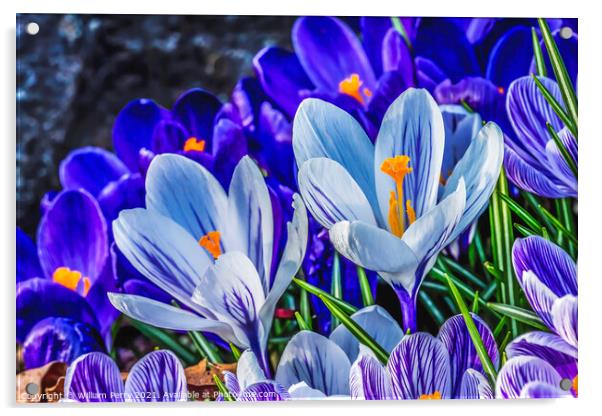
[560,378,572,391]
[560,26,573,39]
[26,22,39,36]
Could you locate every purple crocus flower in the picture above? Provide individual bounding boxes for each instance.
[16,189,116,367]
[504,76,577,198]
[63,350,187,402]
[496,236,577,398]
[346,308,498,400]
[108,154,308,377]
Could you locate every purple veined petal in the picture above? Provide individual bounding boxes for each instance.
[239,381,290,401]
[551,295,578,349]
[519,381,572,399]
[485,26,533,91]
[37,189,109,286]
[96,173,146,227]
[504,144,572,198]
[387,332,452,400]
[112,208,214,316]
[330,305,403,363]
[506,331,577,381]
[382,28,414,88]
[16,278,99,342]
[458,369,493,399]
[17,228,42,282]
[192,251,265,349]
[64,352,124,402]
[171,88,222,146]
[150,119,189,154]
[253,47,314,118]
[113,98,167,171]
[224,156,273,290]
[222,371,241,397]
[360,17,393,77]
[414,18,479,82]
[125,350,188,402]
[292,16,377,96]
[144,153,228,244]
[236,350,267,390]
[506,76,564,155]
[495,356,562,399]
[374,88,445,221]
[520,270,559,328]
[415,57,448,93]
[22,317,104,369]
[437,314,499,397]
[439,106,482,181]
[275,331,351,396]
[288,381,327,399]
[211,118,248,188]
[59,147,129,197]
[544,128,578,195]
[349,353,392,400]
[512,236,577,299]
[298,158,378,229]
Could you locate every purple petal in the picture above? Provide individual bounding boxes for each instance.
[239,381,290,401]
[16,278,99,342]
[513,236,577,299]
[415,57,448,92]
[360,17,393,77]
[125,350,188,402]
[551,295,578,348]
[64,352,125,402]
[495,356,562,399]
[17,228,41,282]
[486,26,533,90]
[519,381,573,398]
[349,353,392,400]
[97,173,145,226]
[113,98,166,171]
[253,47,314,118]
[85,261,121,339]
[367,71,409,125]
[458,369,493,399]
[544,128,578,195]
[211,118,248,188]
[59,147,129,197]
[382,28,414,88]
[437,314,499,396]
[171,88,222,146]
[387,332,451,399]
[506,331,577,380]
[293,16,376,94]
[151,119,189,154]
[123,279,173,306]
[22,317,104,369]
[37,190,108,284]
[415,18,479,82]
[464,18,497,44]
[222,371,241,397]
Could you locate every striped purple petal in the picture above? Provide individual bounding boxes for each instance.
[519,381,572,399]
[387,332,451,400]
[349,353,392,400]
[124,350,188,402]
[551,295,578,348]
[437,314,499,396]
[496,356,562,399]
[239,381,290,401]
[458,369,493,399]
[64,352,125,402]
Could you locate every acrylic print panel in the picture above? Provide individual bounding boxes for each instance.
[16,14,578,403]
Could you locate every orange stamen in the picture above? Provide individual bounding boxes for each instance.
[497,86,505,94]
[573,375,578,396]
[406,200,416,225]
[199,231,222,259]
[419,391,442,400]
[387,191,403,238]
[183,137,206,152]
[338,73,372,105]
[52,267,91,297]
[381,156,413,237]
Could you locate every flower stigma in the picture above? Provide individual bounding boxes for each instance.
[184,137,206,152]
[199,231,222,259]
[52,267,91,297]
[338,73,372,105]
[381,155,415,237]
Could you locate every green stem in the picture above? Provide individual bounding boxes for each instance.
[128,319,197,365]
[419,291,445,326]
[331,251,342,329]
[531,27,547,77]
[356,266,375,306]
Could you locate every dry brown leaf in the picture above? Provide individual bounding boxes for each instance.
[184,359,237,401]
[16,361,67,403]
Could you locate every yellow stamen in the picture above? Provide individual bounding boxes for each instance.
[419,391,442,400]
[52,267,91,297]
[380,156,413,237]
[572,375,578,396]
[183,137,206,152]
[338,73,372,105]
[199,231,222,259]
[406,200,416,225]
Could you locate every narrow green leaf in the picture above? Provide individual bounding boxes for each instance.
[538,18,578,128]
[444,274,498,385]
[493,316,508,339]
[471,291,480,314]
[482,281,498,301]
[295,311,311,331]
[423,281,448,292]
[546,122,578,179]
[558,198,576,258]
[514,222,539,238]
[390,17,412,50]
[299,277,313,330]
[292,277,358,315]
[229,342,241,361]
[213,375,235,401]
[441,256,486,289]
[486,302,548,331]
[172,300,222,363]
[356,266,375,306]
[531,74,577,138]
[483,261,502,281]
[460,99,475,113]
[419,291,445,326]
[498,331,513,355]
[538,203,578,246]
[522,191,558,236]
[430,267,489,309]
[331,251,342,329]
[499,192,543,232]
[318,294,389,365]
[128,319,197,365]
[531,27,547,77]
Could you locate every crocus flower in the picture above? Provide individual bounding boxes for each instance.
[345,307,499,400]
[495,236,577,398]
[108,154,308,377]
[294,88,503,331]
[16,189,116,358]
[63,350,187,402]
[504,76,577,198]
